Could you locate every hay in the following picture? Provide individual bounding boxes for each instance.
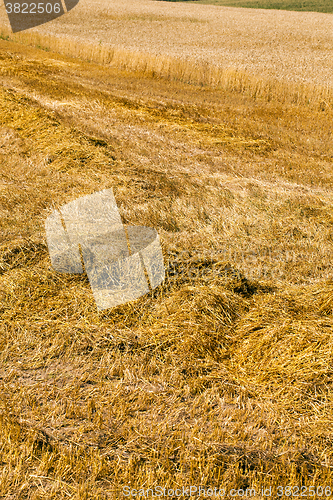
[0,38,333,496]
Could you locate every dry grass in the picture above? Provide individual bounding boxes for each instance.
[1,0,333,110]
[0,28,333,499]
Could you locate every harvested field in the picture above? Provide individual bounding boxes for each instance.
[0,35,333,496]
[1,0,333,497]
[1,0,333,109]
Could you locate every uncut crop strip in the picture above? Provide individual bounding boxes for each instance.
[0,0,333,111]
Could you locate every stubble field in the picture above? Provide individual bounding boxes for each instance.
[0,0,333,498]
[1,0,333,108]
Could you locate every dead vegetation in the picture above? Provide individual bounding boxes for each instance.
[0,36,333,498]
[1,0,333,111]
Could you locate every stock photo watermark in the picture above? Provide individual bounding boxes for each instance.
[3,0,80,33]
[45,188,165,311]
[45,189,332,311]
[122,485,333,497]
[165,244,332,283]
